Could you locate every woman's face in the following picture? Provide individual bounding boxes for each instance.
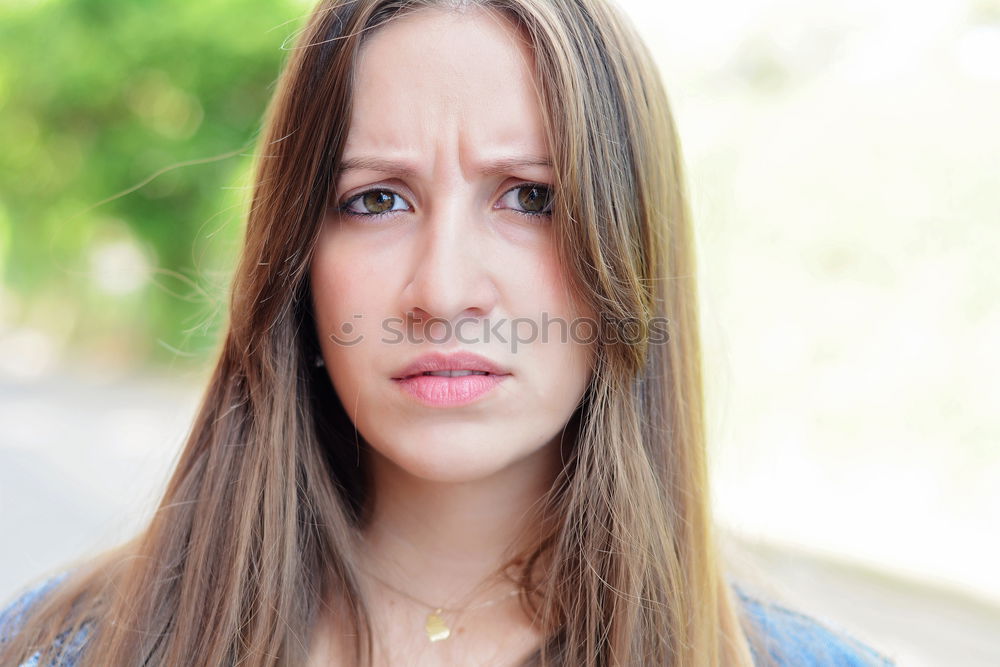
[310,7,595,483]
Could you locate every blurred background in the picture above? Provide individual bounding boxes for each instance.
[1,0,997,663]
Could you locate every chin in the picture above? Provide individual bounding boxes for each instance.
[370,431,532,483]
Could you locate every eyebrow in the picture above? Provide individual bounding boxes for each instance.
[335,155,553,178]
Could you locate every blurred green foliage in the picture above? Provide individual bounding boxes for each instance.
[0,0,309,370]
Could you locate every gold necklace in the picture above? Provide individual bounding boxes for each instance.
[359,567,521,642]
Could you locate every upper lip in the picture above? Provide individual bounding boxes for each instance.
[392,351,511,380]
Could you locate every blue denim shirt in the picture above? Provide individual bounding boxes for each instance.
[732,584,895,666]
[2,570,895,665]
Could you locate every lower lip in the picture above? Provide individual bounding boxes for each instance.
[393,373,509,407]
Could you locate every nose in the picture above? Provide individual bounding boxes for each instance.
[400,194,499,328]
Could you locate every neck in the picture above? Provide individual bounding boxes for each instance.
[357,438,564,609]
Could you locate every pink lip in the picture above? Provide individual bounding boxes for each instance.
[391,351,510,379]
[391,351,511,407]
[394,373,509,407]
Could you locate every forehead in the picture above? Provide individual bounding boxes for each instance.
[345,7,549,162]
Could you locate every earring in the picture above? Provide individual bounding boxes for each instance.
[314,353,325,368]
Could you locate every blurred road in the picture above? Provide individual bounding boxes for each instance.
[1,369,997,665]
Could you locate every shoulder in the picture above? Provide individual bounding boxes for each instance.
[734,586,896,666]
[0,570,92,667]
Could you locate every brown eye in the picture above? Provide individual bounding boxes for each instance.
[498,184,554,216]
[518,185,552,213]
[362,191,393,213]
[340,189,409,217]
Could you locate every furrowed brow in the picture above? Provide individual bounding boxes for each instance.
[335,156,419,178]
[335,155,553,178]
[477,156,553,175]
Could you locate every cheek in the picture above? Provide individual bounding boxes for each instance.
[311,247,375,379]
[311,239,382,330]
[531,243,592,324]
[522,251,596,388]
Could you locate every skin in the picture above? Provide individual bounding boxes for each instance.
[308,6,595,664]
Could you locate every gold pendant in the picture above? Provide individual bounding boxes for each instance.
[425,608,451,642]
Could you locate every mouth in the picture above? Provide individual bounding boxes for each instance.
[392,369,510,407]
[390,351,511,381]
[390,351,511,407]
[401,370,497,379]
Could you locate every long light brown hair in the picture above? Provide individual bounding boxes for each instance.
[0,0,776,664]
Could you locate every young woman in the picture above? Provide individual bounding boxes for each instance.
[0,0,894,665]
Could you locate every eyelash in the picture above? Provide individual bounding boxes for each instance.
[336,183,554,221]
